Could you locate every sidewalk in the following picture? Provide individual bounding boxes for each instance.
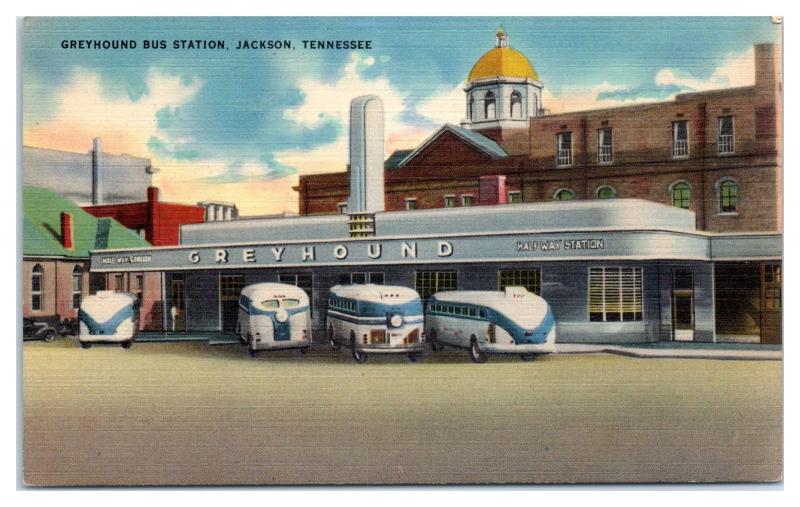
[556,342,782,361]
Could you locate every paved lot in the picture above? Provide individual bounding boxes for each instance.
[22,339,782,486]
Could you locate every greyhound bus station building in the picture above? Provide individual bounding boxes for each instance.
[88,31,782,345]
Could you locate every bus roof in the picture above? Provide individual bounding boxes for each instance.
[240,283,309,301]
[329,284,420,304]
[430,289,550,328]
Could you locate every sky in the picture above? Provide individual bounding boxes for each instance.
[22,17,780,215]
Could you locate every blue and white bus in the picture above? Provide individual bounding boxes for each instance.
[236,283,312,357]
[425,287,556,362]
[326,284,425,363]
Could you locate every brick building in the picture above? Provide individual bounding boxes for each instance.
[297,37,781,236]
[22,187,160,330]
[295,32,782,343]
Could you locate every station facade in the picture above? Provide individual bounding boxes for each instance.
[89,199,781,344]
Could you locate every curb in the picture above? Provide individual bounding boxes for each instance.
[555,344,782,361]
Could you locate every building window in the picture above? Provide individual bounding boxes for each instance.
[30,264,43,311]
[597,128,613,164]
[589,267,643,322]
[670,181,691,209]
[468,94,474,120]
[72,265,83,309]
[718,116,734,155]
[672,121,689,158]
[596,185,617,199]
[718,179,739,213]
[350,272,384,285]
[404,198,418,210]
[415,271,457,302]
[461,195,474,207]
[484,91,496,120]
[278,272,313,300]
[557,132,573,167]
[444,195,457,208]
[219,274,245,300]
[507,191,522,204]
[498,269,541,295]
[553,188,576,201]
[114,273,125,292]
[336,202,347,214]
[510,91,522,118]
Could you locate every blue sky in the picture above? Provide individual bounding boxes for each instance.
[22,17,780,214]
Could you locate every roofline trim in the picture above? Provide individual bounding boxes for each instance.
[397,123,506,168]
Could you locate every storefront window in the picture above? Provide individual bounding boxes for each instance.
[498,269,541,295]
[589,267,643,322]
[415,271,457,302]
[72,266,83,309]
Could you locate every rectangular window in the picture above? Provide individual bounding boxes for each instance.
[589,267,643,322]
[219,274,245,300]
[498,269,542,295]
[461,195,474,207]
[404,198,418,210]
[762,263,781,310]
[72,272,82,309]
[443,195,456,208]
[718,116,734,154]
[597,128,613,164]
[557,132,573,167]
[414,271,457,302]
[672,121,689,158]
[349,272,384,285]
[135,274,144,291]
[507,191,522,204]
[336,202,347,214]
[114,274,125,292]
[31,269,43,311]
[278,272,313,314]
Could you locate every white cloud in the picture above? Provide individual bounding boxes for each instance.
[276,52,431,174]
[415,83,465,125]
[655,47,755,91]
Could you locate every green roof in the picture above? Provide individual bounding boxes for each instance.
[23,186,150,258]
[385,149,414,169]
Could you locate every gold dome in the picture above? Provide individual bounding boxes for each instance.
[467,30,538,82]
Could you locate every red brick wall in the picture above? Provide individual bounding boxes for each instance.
[22,259,89,320]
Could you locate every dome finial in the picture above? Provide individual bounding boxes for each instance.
[496,26,508,48]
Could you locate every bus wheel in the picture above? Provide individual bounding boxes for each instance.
[351,334,367,364]
[408,353,422,363]
[299,346,310,355]
[121,340,132,349]
[469,337,487,364]
[328,326,339,350]
[429,330,443,352]
[80,341,91,349]
[520,353,537,361]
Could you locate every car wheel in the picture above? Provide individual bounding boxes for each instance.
[80,341,91,349]
[43,331,56,343]
[429,329,443,352]
[351,332,367,364]
[520,353,536,362]
[469,337,487,364]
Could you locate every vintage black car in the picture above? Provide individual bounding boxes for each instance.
[23,318,58,342]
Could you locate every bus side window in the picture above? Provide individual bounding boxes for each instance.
[479,309,486,318]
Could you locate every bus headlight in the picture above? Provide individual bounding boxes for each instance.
[389,314,403,328]
[275,309,289,323]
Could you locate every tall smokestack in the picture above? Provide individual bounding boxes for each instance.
[348,95,384,213]
[91,137,103,205]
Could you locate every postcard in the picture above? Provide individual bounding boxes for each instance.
[21,16,783,486]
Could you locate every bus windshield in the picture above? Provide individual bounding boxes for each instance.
[259,300,280,310]
[282,298,301,308]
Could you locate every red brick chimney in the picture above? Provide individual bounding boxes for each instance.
[477,175,507,205]
[147,186,159,203]
[60,212,73,250]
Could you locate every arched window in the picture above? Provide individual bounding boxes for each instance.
[484,91,496,119]
[468,94,475,120]
[72,265,83,309]
[670,181,691,209]
[31,264,43,311]
[596,185,617,199]
[718,178,739,213]
[510,90,522,118]
[553,188,576,201]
